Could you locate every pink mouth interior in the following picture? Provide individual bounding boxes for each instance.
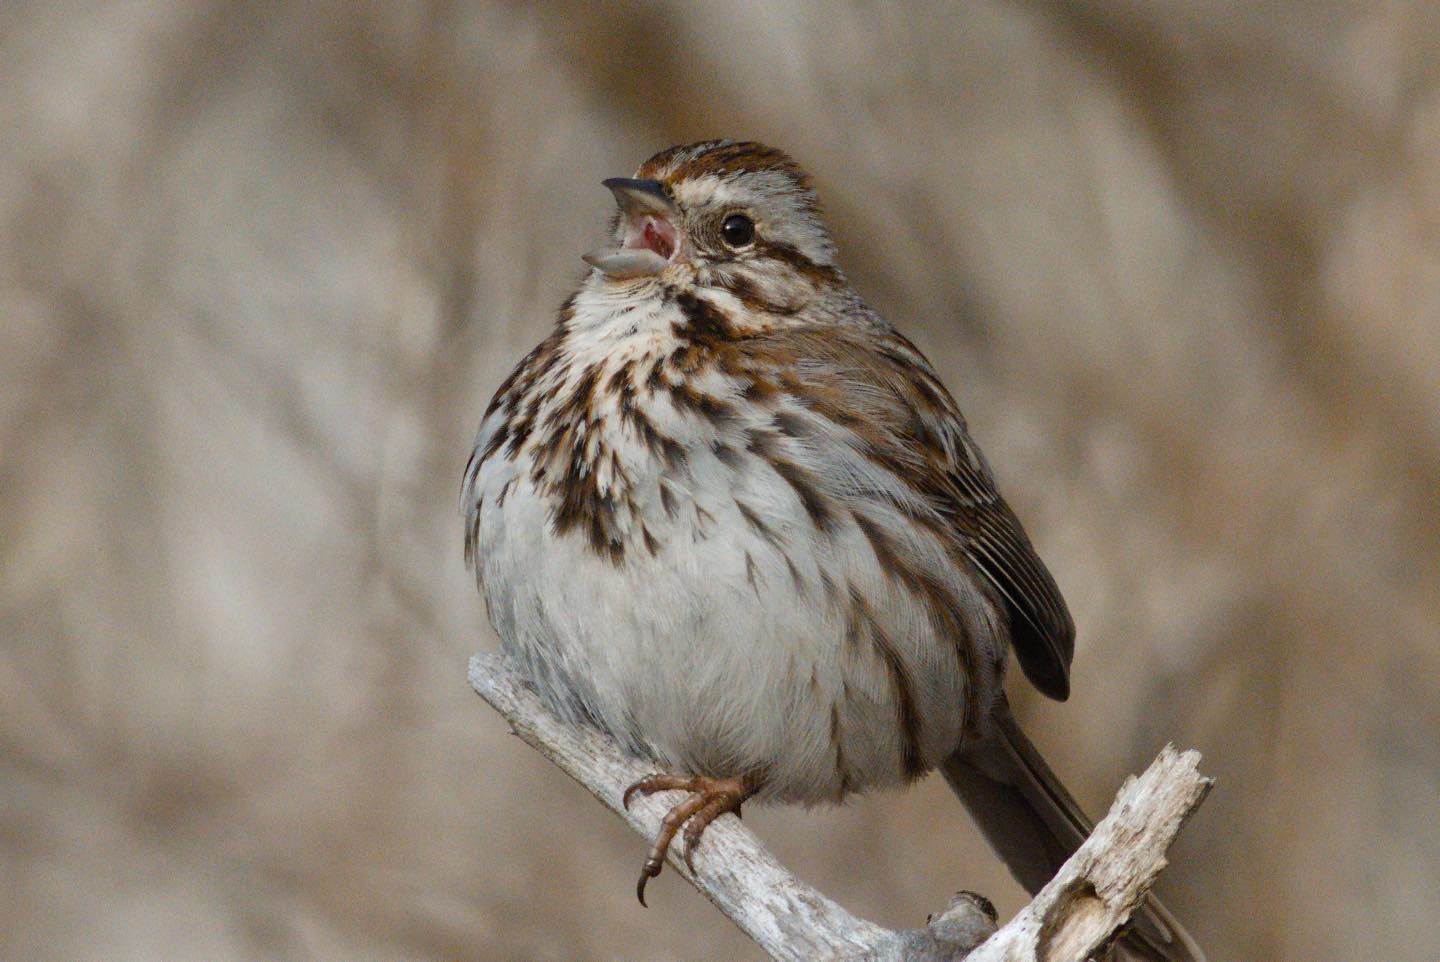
[625,215,677,260]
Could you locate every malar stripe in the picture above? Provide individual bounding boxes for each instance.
[671,289,737,343]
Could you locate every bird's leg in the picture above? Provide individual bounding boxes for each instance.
[621,773,755,905]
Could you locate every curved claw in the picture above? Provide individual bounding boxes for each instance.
[624,774,755,906]
[637,843,669,906]
[682,839,699,875]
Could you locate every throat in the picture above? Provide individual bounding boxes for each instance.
[523,300,693,566]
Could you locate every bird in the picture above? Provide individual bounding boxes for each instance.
[461,140,1203,961]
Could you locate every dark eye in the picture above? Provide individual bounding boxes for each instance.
[720,213,755,247]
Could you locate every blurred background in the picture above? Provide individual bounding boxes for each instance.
[3,2,1438,959]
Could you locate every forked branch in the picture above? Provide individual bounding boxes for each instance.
[469,650,1210,961]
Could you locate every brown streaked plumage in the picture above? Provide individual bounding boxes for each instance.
[462,140,1202,961]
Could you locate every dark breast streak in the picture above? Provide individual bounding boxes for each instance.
[470,293,1018,774]
[656,306,1001,763]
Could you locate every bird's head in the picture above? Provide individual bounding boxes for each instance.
[582,141,843,312]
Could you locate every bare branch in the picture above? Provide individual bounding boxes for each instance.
[958,746,1211,962]
[469,649,887,960]
[469,650,1209,962]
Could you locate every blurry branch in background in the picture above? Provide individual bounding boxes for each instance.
[470,651,1210,961]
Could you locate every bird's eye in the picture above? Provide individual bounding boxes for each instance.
[720,213,755,248]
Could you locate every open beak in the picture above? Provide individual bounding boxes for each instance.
[582,177,680,279]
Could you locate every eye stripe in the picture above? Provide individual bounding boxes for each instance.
[753,238,843,286]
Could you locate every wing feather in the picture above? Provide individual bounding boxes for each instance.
[740,322,1076,700]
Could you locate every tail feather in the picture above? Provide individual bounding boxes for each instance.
[941,706,1205,962]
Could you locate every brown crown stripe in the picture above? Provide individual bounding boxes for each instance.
[634,144,688,179]
[847,587,926,780]
[638,140,810,189]
[685,142,807,182]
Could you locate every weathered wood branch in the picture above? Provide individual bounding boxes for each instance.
[470,649,1209,961]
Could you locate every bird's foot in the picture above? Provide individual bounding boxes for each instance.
[621,773,753,906]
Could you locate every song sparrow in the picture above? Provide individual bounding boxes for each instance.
[462,141,1202,961]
